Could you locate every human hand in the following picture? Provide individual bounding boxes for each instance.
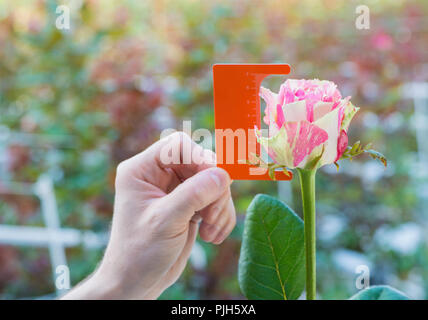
[62,132,235,299]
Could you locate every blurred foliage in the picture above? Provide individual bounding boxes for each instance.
[0,0,427,299]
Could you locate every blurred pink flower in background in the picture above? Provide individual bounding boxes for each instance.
[371,30,394,51]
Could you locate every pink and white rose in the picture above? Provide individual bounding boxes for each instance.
[256,79,359,169]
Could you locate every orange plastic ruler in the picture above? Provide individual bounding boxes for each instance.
[213,64,293,180]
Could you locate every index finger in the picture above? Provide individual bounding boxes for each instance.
[123,131,216,183]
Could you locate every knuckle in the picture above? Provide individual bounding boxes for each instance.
[176,131,195,149]
[171,131,190,144]
[116,161,125,173]
[147,213,163,229]
[142,206,165,230]
[115,161,128,182]
[115,159,136,187]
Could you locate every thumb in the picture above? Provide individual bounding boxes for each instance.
[161,167,231,221]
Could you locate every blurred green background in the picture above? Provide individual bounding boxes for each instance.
[0,0,427,299]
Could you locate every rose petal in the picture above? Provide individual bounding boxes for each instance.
[260,86,278,126]
[276,103,285,128]
[313,101,334,121]
[286,121,328,167]
[257,121,328,168]
[314,99,358,165]
[340,101,359,132]
[314,105,344,165]
[282,100,307,122]
[257,125,293,167]
[335,129,348,162]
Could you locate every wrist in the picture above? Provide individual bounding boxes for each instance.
[61,266,123,300]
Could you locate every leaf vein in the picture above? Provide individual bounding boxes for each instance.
[261,216,288,300]
[247,273,284,298]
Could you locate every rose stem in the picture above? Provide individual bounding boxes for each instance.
[297,168,317,300]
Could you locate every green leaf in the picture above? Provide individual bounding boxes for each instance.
[350,285,409,300]
[238,194,305,300]
[365,149,387,167]
[340,141,387,167]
